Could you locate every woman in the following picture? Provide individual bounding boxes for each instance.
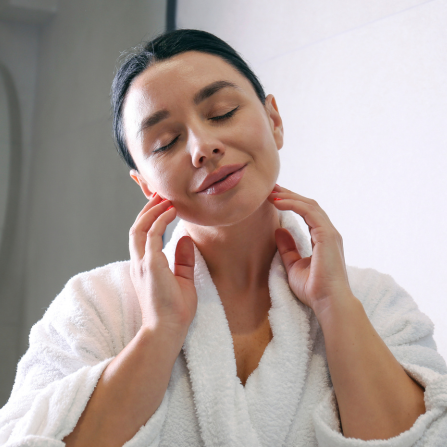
[1,29,446,447]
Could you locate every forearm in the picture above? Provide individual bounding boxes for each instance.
[63,325,186,447]
[316,294,426,441]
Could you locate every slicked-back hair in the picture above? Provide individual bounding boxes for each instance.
[111,29,266,171]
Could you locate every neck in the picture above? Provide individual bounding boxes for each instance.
[184,201,281,294]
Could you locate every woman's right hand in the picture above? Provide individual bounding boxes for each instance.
[129,193,197,336]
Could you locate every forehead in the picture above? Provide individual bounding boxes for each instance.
[127,51,254,107]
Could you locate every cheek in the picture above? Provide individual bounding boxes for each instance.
[244,118,279,168]
[240,113,273,150]
[144,158,187,201]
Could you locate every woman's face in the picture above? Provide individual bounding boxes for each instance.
[123,51,283,227]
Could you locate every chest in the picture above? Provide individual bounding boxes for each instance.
[218,288,274,386]
[230,314,273,386]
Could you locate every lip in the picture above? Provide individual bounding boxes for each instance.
[196,163,247,193]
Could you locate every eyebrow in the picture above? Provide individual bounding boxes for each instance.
[193,80,240,105]
[138,80,241,134]
[139,109,170,132]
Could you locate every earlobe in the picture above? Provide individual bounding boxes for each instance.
[129,169,140,185]
[129,170,153,199]
[265,94,284,150]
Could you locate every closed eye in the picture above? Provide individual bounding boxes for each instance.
[153,135,180,154]
[210,106,239,122]
[153,106,239,154]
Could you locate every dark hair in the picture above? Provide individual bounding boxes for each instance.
[111,29,266,171]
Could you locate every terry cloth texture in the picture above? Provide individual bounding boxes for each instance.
[1,210,447,446]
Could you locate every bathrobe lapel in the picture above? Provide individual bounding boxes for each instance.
[244,247,317,446]
[163,211,314,447]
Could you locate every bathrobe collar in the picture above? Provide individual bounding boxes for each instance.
[163,210,316,447]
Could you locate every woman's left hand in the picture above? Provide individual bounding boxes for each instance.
[269,184,354,318]
[270,185,427,441]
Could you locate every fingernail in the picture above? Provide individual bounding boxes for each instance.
[167,205,174,211]
[271,190,277,193]
[274,197,283,201]
[152,192,157,198]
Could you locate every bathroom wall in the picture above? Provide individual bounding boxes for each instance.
[177,0,447,359]
[0,18,40,406]
[21,0,167,349]
[0,0,167,407]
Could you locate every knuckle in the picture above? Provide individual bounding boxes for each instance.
[129,225,138,237]
[129,262,141,279]
[140,261,151,276]
[305,202,318,213]
[132,260,150,279]
[147,227,157,238]
[330,229,341,241]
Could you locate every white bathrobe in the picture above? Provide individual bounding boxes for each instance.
[1,210,447,447]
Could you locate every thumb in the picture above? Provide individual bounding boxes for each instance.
[174,236,195,281]
[275,228,302,274]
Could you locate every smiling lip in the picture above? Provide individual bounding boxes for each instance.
[196,163,247,193]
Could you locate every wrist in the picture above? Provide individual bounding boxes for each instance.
[312,291,361,331]
[137,323,188,355]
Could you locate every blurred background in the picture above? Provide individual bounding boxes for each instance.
[0,0,446,407]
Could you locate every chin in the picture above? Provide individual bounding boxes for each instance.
[179,191,271,228]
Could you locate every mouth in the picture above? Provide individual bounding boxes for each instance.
[196,163,247,193]
[213,173,232,184]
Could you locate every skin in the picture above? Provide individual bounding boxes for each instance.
[63,51,425,446]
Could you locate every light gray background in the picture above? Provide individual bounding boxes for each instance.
[0,69,10,250]
[0,0,166,407]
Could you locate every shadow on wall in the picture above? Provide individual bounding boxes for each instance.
[0,62,24,406]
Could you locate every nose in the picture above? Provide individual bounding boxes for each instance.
[189,126,225,168]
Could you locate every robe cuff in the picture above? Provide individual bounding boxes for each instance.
[312,363,447,447]
[2,356,170,447]
[0,357,169,447]
[2,358,113,444]
[1,435,65,447]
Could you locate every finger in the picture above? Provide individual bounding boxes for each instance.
[174,236,195,281]
[129,195,164,260]
[145,205,177,257]
[272,198,331,231]
[138,199,172,234]
[269,188,322,208]
[130,199,171,260]
[310,225,315,250]
[275,228,302,273]
[269,185,329,218]
[134,193,164,221]
[129,200,172,261]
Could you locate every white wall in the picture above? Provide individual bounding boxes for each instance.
[177,0,447,360]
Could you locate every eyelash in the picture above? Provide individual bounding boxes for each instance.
[154,106,239,153]
[209,106,239,122]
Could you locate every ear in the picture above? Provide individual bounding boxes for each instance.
[265,94,284,151]
[129,169,153,199]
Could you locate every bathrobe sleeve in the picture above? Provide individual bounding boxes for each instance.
[0,262,169,447]
[313,266,447,447]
